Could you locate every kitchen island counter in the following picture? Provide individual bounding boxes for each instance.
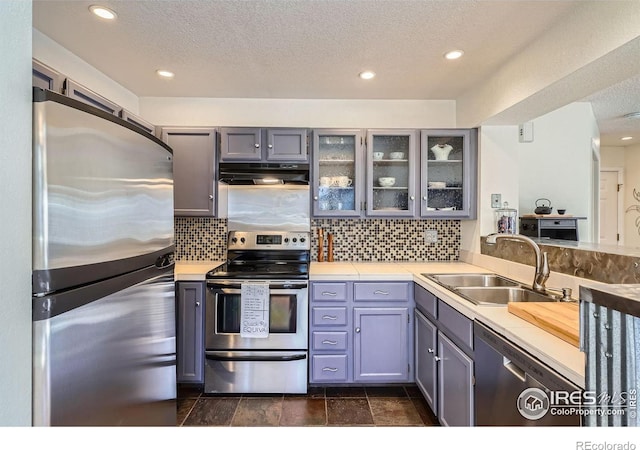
[310,261,586,388]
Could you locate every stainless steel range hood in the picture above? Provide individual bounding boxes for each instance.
[218,162,310,185]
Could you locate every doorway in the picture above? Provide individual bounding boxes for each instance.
[599,168,624,245]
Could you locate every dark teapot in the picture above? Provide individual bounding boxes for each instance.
[534,198,553,215]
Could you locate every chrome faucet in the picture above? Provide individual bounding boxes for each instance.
[485,233,550,293]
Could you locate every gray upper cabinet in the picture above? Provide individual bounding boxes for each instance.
[312,129,364,217]
[420,129,477,219]
[219,127,308,162]
[32,59,62,93]
[120,109,156,135]
[162,127,217,216]
[63,78,122,116]
[365,129,418,217]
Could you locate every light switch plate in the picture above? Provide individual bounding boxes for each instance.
[425,230,438,243]
[491,194,501,208]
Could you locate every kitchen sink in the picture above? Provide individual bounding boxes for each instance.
[453,286,559,306]
[423,273,521,289]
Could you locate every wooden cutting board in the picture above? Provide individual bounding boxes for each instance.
[507,302,579,347]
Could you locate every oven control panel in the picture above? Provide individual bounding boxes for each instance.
[228,231,310,250]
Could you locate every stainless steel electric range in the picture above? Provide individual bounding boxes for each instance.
[204,230,310,394]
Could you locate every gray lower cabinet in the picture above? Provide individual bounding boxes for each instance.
[161,127,217,216]
[353,307,410,382]
[414,283,474,426]
[219,127,308,162]
[310,281,413,384]
[176,282,205,384]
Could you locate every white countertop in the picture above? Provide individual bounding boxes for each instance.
[311,261,586,388]
[174,261,224,281]
[175,260,585,388]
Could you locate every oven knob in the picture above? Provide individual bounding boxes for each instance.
[231,237,238,243]
[240,237,245,243]
[300,237,306,243]
[284,238,289,243]
[292,238,297,243]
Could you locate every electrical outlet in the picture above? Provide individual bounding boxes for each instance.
[491,194,502,208]
[425,230,438,243]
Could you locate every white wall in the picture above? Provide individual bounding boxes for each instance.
[139,97,456,128]
[0,0,32,426]
[33,28,139,114]
[600,146,625,168]
[624,143,640,248]
[517,102,598,242]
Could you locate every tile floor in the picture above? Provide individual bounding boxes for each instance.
[178,384,439,427]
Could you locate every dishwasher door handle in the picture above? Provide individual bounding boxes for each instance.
[503,357,527,383]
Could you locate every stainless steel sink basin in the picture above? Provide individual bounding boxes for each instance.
[453,287,559,306]
[423,273,521,289]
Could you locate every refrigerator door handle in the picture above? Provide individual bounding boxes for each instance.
[205,352,307,362]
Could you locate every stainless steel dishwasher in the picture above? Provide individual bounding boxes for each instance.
[474,321,582,426]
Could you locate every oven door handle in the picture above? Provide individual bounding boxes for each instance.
[205,352,307,362]
[207,282,307,290]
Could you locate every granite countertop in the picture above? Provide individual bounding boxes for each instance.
[174,260,586,388]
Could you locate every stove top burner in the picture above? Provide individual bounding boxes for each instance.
[206,261,309,280]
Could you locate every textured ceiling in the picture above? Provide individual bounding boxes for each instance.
[32,0,640,146]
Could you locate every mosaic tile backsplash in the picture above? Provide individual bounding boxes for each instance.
[175,217,461,262]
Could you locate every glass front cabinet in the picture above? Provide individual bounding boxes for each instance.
[312,129,364,217]
[420,129,477,219]
[366,129,417,217]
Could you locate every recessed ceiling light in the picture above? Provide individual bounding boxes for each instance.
[623,112,640,119]
[89,5,117,20]
[621,136,633,141]
[156,70,175,79]
[359,71,376,80]
[444,50,464,60]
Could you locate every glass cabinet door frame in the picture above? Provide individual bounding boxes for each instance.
[365,129,418,217]
[311,129,364,217]
[419,128,477,219]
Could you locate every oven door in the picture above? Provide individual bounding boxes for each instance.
[205,280,308,350]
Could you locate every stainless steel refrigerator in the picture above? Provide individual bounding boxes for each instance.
[31,87,176,426]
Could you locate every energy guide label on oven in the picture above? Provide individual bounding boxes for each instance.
[240,283,270,338]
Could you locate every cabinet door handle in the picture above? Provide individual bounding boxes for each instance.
[254,143,260,148]
[314,196,319,200]
[554,221,560,225]
[322,367,338,372]
[423,196,428,201]
[195,301,200,307]
[428,348,434,353]
[409,195,415,201]
[268,144,273,149]
[322,340,338,345]
[373,290,389,295]
[208,195,214,200]
[355,327,361,333]
[322,315,338,320]
[434,356,442,362]
[321,291,337,296]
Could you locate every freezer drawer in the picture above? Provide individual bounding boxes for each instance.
[32,265,176,426]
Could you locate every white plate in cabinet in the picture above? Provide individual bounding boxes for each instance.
[312,307,347,326]
[312,355,348,382]
[312,331,348,351]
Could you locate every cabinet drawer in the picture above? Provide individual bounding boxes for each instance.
[312,331,348,351]
[538,219,577,228]
[415,284,437,319]
[312,307,347,326]
[437,300,473,351]
[312,355,348,382]
[312,283,348,302]
[354,282,409,302]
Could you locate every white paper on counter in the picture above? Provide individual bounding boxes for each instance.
[240,282,270,338]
